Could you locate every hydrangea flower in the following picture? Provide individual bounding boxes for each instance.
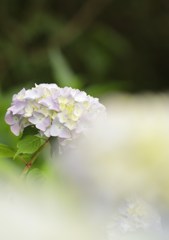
[106,198,162,239]
[5,84,105,140]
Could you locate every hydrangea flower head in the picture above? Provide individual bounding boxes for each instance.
[5,84,105,140]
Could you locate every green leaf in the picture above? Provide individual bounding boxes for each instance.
[0,144,15,158]
[15,136,46,157]
[49,48,83,88]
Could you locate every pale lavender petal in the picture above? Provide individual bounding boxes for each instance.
[49,124,61,137]
[59,129,71,138]
[5,112,19,125]
[11,123,21,136]
[58,112,67,123]
[25,88,42,99]
[74,91,87,102]
[39,97,60,111]
[12,88,26,101]
[43,128,50,137]
[59,87,72,97]
[37,83,59,89]
[29,113,50,131]
[50,124,71,138]
[36,117,51,131]
[29,112,44,124]
[5,112,14,125]
[9,101,25,114]
[50,119,71,138]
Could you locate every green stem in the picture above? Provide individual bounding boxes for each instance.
[21,138,50,176]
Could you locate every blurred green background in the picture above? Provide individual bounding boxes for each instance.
[1,0,169,95]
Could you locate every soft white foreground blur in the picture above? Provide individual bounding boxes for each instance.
[0,181,165,240]
[1,94,169,240]
[54,94,169,239]
[0,182,101,240]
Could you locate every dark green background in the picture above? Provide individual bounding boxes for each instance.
[1,0,169,94]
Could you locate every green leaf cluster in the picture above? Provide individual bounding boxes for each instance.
[15,135,46,158]
[0,125,46,163]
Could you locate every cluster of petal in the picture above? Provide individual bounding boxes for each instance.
[5,84,105,140]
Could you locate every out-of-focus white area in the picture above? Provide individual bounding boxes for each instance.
[1,94,169,239]
[54,94,169,238]
[0,183,100,240]
[106,197,162,239]
[58,94,169,200]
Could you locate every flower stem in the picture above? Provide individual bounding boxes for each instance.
[21,138,50,176]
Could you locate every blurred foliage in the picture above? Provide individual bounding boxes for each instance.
[1,0,169,94]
